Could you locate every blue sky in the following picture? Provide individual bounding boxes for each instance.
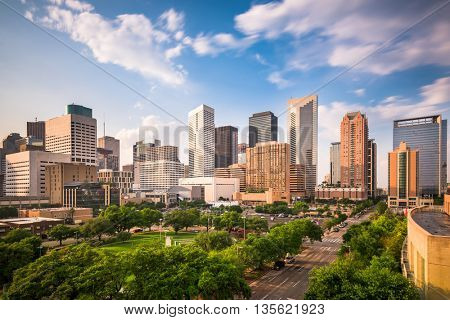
[1,0,449,188]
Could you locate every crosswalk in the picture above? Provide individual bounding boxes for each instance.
[321,237,343,244]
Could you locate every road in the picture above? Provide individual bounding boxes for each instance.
[250,211,372,300]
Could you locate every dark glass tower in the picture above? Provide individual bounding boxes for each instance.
[215,126,238,168]
[393,115,447,196]
[248,111,278,147]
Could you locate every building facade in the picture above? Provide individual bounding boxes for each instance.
[215,163,247,192]
[249,111,278,147]
[6,151,71,197]
[246,141,290,201]
[179,177,239,203]
[45,162,98,205]
[237,143,247,164]
[367,139,377,198]
[340,111,368,188]
[330,142,341,185]
[188,104,215,177]
[388,142,422,208]
[98,169,133,195]
[97,136,120,171]
[45,104,97,165]
[215,126,238,168]
[290,164,306,199]
[393,115,447,196]
[139,160,184,192]
[315,186,367,201]
[27,120,46,146]
[287,96,318,195]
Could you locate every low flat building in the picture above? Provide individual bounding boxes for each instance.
[63,182,119,209]
[179,177,239,203]
[404,207,450,299]
[233,188,289,205]
[19,207,93,223]
[0,217,63,236]
[315,186,367,201]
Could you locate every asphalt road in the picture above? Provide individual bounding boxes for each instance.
[250,211,372,300]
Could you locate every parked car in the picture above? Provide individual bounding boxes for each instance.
[285,255,295,264]
[273,260,286,270]
[332,227,340,232]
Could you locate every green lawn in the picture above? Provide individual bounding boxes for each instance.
[100,231,198,252]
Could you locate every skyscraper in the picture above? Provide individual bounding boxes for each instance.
[132,140,180,191]
[340,111,368,188]
[248,111,277,147]
[287,95,318,195]
[393,115,447,196]
[97,136,120,171]
[388,142,420,208]
[330,142,340,185]
[45,104,97,165]
[237,143,247,164]
[27,120,46,147]
[189,104,215,177]
[367,139,377,198]
[246,141,290,198]
[215,126,238,168]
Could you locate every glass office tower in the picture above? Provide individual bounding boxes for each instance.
[393,115,447,196]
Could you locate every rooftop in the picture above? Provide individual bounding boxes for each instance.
[0,217,63,224]
[412,210,450,236]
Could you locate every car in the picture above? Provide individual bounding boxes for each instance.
[332,227,340,232]
[285,255,295,264]
[273,260,286,270]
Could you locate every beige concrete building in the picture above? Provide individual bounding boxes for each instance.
[340,111,368,188]
[45,162,97,205]
[246,141,290,199]
[179,177,239,203]
[404,207,450,299]
[215,163,246,192]
[98,169,133,195]
[315,186,367,201]
[140,160,184,192]
[19,207,93,223]
[5,151,71,197]
[388,142,423,208]
[233,188,288,205]
[45,104,97,165]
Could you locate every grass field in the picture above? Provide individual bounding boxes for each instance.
[100,231,198,252]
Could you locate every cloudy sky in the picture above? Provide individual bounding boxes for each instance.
[1,0,449,188]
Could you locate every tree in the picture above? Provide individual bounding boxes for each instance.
[199,213,213,232]
[294,201,309,213]
[139,208,163,230]
[194,231,233,251]
[81,217,114,241]
[2,228,33,243]
[375,201,388,215]
[0,235,42,286]
[0,206,18,219]
[241,235,282,269]
[214,211,242,233]
[164,209,199,233]
[245,217,269,233]
[47,224,74,246]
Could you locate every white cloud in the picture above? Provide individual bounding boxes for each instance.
[159,8,184,32]
[165,43,184,59]
[233,0,450,76]
[420,76,450,106]
[267,71,291,89]
[24,10,33,21]
[354,88,365,97]
[39,1,186,85]
[188,33,257,56]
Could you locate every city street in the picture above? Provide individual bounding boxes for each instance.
[250,211,372,300]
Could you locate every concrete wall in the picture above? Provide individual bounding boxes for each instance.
[407,208,450,299]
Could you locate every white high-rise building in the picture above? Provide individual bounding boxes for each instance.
[330,142,341,185]
[5,151,71,197]
[140,160,184,192]
[45,104,97,165]
[188,104,215,177]
[287,95,318,196]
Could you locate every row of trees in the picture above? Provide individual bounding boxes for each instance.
[255,201,293,215]
[5,243,250,300]
[0,206,18,219]
[195,219,323,271]
[305,204,419,299]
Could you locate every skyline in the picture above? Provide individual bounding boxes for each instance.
[1,0,450,188]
